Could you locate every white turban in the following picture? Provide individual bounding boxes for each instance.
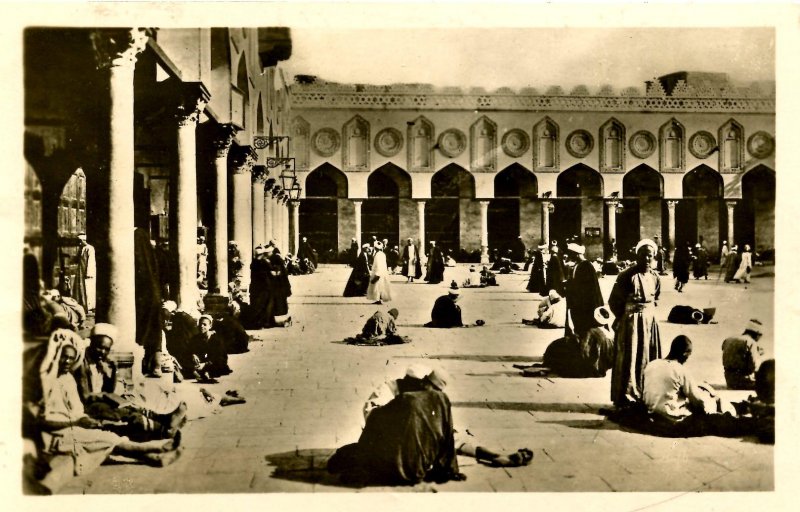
[90,322,118,341]
[567,243,585,255]
[635,238,658,254]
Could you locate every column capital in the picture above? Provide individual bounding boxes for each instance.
[605,199,620,207]
[352,199,363,206]
[478,199,491,207]
[212,123,239,158]
[667,200,679,209]
[229,145,257,174]
[172,81,211,127]
[90,28,152,70]
[725,200,738,209]
[252,165,269,184]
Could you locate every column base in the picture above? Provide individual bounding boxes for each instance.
[203,293,230,316]
[480,246,489,265]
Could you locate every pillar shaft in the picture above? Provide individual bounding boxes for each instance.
[417,200,426,248]
[290,200,300,255]
[541,201,552,247]
[479,200,490,264]
[726,201,736,246]
[353,200,363,249]
[667,200,678,261]
[230,146,256,287]
[606,200,618,256]
[91,28,149,359]
[209,124,237,296]
[173,83,210,313]
[252,175,266,248]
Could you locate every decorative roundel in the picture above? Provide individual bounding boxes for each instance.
[629,130,657,159]
[565,130,594,158]
[501,129,530,158]
[438,129,467,158]
[688,131,717,159]
[747,131,775,159]
[374,127,404,157]
[311,128,340,157]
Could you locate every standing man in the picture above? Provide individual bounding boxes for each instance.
[74,233,96,314]
[425,241,446,285]
[564,243,604,340]
[511,236,527,263]
[401,238,422,283]
[722,319,765,389]
[298,236,318,268]
[546,244,566,297]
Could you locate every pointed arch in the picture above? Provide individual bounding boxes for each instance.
[342,115,369,172]
[623,164,663,198]
[683,164,722,198]
[557,164,604,197]
[369,163,412,198]
[494,164,538,198]
[304,163,348,198]
[470,116,497,173]
[659,118,685,172]
[599,118,626,173]
[300,164,348,262]
[431,164,475,198]
[738,164,775,253]
[533,117,560,172]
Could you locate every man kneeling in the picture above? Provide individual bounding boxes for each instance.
[346,308,408,346]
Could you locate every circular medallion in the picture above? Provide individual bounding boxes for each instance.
[311,128,340,157]
[688,131,716,159]
[629,130,656,159]
[566,130,594,158]
[747,131,774,159]
[438,129,467,158]
[501,129,530,158]
[374,128,404,157]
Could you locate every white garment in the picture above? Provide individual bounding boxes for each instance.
[366,251,392,302]
[642,359,717,421]
[733,251,753,281]
[81,244,96,311]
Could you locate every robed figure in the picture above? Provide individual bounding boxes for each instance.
[366,245,392,303]
[546,249,566,297]
[344,246,371,297]
[564,258,604,340]
[526,249,547,294]
[425,243,446,284]
[73,235,96,313]
[401,240,423,281]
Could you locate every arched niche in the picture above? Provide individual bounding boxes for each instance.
[292,116,311,171]
[470,116,497,173]
[342,115,370,172]
[719,119,745,173]
[407,116,434,172]
[533,117,559,173]
[599,118,626,173]
[659,118,685,172]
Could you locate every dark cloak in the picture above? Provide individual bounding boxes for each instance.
[425,246,446,284]
[673,245,692,284]
[564,259,604,339]
[134,227,163,370]
[165,311,200,377]
[542,329,614,378]
[344,251,371,297]
[546,253,566,296]
[425,295,463,328]
[246,256,274,329]
[269,253,292,317]
[527,251,546,293]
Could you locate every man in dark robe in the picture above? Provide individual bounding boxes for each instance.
[268,249,292,325]
[724,246,741,283]
[511,236,527,262]
[387,245,400,274]
[162,301,200,379]
[673,242,692,291]
[425,284,464,328]
[564,243,604,340]
[425,241,446,284]
[344,244,372,297]
[546,246,566,297]
[297,237,318,268]
[246,247,274,329]
[693,243,709,280]
[527,244,547,294]
[348,238,359,266]
[134,227,163,375]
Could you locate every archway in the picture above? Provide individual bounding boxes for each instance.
[620,165,664,260]
[489,164,538,256]
[679,165,723,257]
[363,163,411,249]
[554,164,604,257]
[300,164,348,262]
[428,164,475,255]
[739,165,775,257]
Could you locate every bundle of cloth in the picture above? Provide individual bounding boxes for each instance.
[667,305,717,325]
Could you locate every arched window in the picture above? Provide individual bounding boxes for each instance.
[343,115,369,171]
[533,117,559,172]
[659,118,685,172]
[470,116,497,172]
[719,120,744,173]
[600,118,625,173]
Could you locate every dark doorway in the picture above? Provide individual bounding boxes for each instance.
[300,164,347,262]
[679,165,723,255]
[738,165,775,255]
[554,164,603,255]
[489,164,537,253]
[621,164,664,260]
[363,163,411,248]
[428,164,475,252]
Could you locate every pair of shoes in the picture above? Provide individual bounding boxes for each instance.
[283,317,293,327]
[373,301,382,305]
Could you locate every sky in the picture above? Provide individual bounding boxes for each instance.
[283,27,775,91]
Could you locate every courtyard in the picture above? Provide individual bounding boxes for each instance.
[57,263,774,495]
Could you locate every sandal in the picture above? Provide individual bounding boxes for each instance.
[143,447,183,467]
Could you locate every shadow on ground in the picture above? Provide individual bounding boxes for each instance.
[451,401,606,413]
[396,354,543,363]
[264,448,361,488]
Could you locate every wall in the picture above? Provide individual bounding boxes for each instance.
[337,198,355,255]
[520,198,542,246]
[399,198,419,249]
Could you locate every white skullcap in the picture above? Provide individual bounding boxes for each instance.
[548,289,562,302]
[594,306,613,326]
[567,243,585,255]
[198,314,213,324]
[405,364,432,379]
[161,300,178,313]
[254,245,266,255]
[635,239,658,254]
[374,241,384,250]
[90,322,118,341]
[426,367,451,391]
[538,243,548,250]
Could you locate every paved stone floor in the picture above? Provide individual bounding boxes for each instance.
[59,264,774,494]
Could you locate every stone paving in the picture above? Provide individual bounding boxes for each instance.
[58,263,774,494]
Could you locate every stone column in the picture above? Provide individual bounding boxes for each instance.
[208,124,237,297]
[290,200,301,255]
[252,171,266,248]
[667,200,678,261]
[416,200,426,248]
[353,200,363,249]
[172,82,210,314]
[90,29,149,365]
[726,200,736,246]
[606,199,619,256]
[541,201,552,247]
[282,201,290,255]
[263,187,272,247]
[479,200,490,264]
[230,145,256,287]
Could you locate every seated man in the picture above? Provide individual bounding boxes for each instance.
[347,308,408,346]
[162,301,200,380]
[721,319,765,390]
[189,315,232,381]
[358,366,533,469]
[42,289,85,330]
[523,290,566,328]
[73,323,187,441]
[424,282,484,328]
[641,335,752,437]
[479,266,498,286]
